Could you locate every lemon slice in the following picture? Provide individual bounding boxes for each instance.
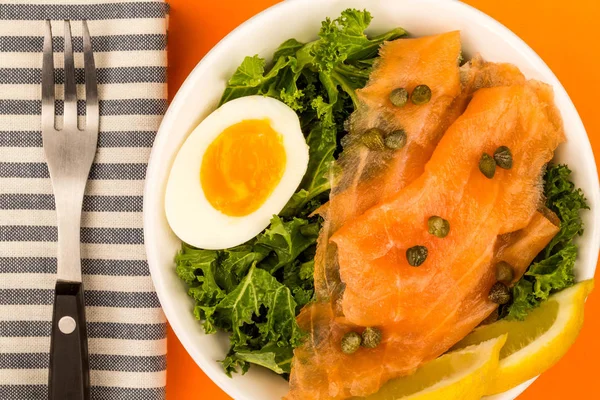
[453,279,594,395]
[362,335,507,400]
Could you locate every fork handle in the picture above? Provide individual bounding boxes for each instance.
[48,281,90,400]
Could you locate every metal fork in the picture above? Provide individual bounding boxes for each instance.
[42,20,98,400]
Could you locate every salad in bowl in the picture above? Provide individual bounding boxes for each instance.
[144,2,599,399]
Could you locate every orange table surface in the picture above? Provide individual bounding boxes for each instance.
[166,0,600,399]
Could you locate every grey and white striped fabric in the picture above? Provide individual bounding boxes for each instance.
[0,1,168,399]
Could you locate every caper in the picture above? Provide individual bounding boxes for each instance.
[488,282,511,305]
[495,261,514,284]
[361,128,385,151]
[406,245,428,267]
[411,85,432,105]
[428,216,450,238]
[389,88,409,108]
[494,146,513,169]
[341,331,362,354]
[479,153,496,179]
[384,130,407,150]
[480,309,499,326]
[361,327,382,349]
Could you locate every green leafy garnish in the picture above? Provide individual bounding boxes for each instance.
[202,265,302,375]
[255,216,319,273]
[505,165,589,320]
[177,247,224,306]
[177,216,316,376]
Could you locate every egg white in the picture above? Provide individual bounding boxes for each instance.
[165,96,309,250]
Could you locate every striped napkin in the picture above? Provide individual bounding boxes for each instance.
[0,1,169,399]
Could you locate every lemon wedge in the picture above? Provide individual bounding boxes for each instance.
[453,279,594,395]
[362,335,507,400]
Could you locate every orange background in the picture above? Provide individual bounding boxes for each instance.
[166,0,600,399]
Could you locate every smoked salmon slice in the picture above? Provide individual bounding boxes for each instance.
[313,35,529,302]
[286,209,559,400]
[334,81,564,327]
[286,81,564,399]
[496,208,560,285]
[314,32,464,300]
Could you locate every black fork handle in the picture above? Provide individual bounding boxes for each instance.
[48,281,90,400]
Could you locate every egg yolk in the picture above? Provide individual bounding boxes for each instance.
[201,119,287,217]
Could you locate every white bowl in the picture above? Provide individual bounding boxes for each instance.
[144,0,600,399]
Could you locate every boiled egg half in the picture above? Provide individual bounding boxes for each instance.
[165,96,309,250]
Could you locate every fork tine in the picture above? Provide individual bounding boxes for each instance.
[82,20,98,134]
[63,20,78,130]
[41,20,55,132]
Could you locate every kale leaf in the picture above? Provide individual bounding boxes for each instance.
[177,214,318,375]
[505,165,589,320]
[202,265,302,375]
[255,216,319,274]
[176,245,224,310]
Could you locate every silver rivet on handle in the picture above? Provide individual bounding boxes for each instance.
[58,316,76,335]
